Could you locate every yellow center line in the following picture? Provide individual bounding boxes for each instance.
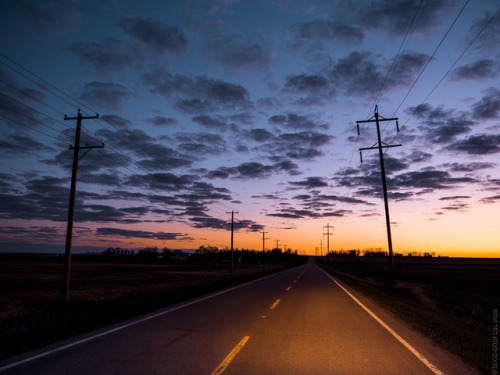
[211,336,250,375]
[270,299,280,310]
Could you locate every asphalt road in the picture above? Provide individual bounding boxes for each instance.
[0,258,478,375]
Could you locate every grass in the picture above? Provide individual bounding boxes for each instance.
[321,256,499,375]
[0,256,305,360]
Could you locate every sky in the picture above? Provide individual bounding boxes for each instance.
[0,0,500,257]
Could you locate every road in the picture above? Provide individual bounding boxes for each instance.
[0,258,477,375]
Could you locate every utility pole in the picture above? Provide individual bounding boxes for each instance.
[323,223,333,258]
[62,109,102,304]
[275,239,280,251]
[261,230,269,271]
[320,239,323,263]
[356,105,401,284]
[226,210,239,276]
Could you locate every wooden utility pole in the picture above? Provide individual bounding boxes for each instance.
[323,223,333,258]
[261,230,269,271]
[356,105,401,284]
[226,210,239,276]
[62,109,102,303]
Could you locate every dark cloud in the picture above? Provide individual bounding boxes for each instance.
[7,0,82,35]
[206,158,299,180]
[406,104,475,143]
[268,113,327,130]
[126,173,197,191]
[246,128,275,142]
[0,133,52,155]
[192,115,228,131]
[480,195,500,204]
[117,17,187,54]
[357,0,449,35]
[447,134,500,155]
[290,177,328,188]
[101,115,132,129]
[472,88,500,119]
[79,82,133,110]
[450,59,498,81]
[290,19,364,47]
[439,195,471,201]
[200,21,270,71]
[176,132,226,155]
[96,227,188,240]
[283,74,331,99]
[443,162,495,172]
[149,74,250,113]
[328,50,428,96]
[69,37,139,74]
[146,116,178,126]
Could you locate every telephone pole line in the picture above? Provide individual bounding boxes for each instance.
[356,105,401,284]
[323,223,333,259]
[261,230,269,271]
[275,239,280,251]
[62,109,102,303]
[226,210,239,276]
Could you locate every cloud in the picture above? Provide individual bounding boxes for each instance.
[192,115,228,131]
[0,133,52,156]
[268,113,327,130]
[117,16,188,54]
[290,18,364,47]
[443,162,494,172]
[206,158,300,180]
[439,195,471,201]
[328,50,428,97]
[101,114,132,129]
[146,116,178,126]
[96,227,189,240]
[480,195,500,204]
[200,21,270,71]
[246,128,275,142]
[148,74,250,113]
[356,0,450,35]
[447,134,500,155]
[406,103,475,143]
[79,82,133,110]
[290,176,328,188]
[69,37,139,74]
[450,59,498,81]
[7,0,83,35]
[472,88,500,119]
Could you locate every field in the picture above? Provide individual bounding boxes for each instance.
[322,256,500,375]
[0,255,304,360]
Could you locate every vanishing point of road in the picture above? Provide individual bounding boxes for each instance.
[0,258,478,375]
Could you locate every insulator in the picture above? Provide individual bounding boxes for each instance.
[357,123,360,136]
[396,120,400,133]
[359,151,363,163]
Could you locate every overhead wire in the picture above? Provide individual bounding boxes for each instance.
[0,53,240,228]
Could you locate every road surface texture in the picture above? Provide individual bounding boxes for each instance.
[0,258,479,375]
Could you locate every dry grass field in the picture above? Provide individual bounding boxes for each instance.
[322,256,500,375]
[0,256,303,360]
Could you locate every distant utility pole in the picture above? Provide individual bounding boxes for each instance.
[226,210,239,276]
[275,239,280,251]
[62,109,102,304]
[323,223,333,258]
[261,230,269,271]
[356,105,401,284]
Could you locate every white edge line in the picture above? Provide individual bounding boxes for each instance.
[0,267,298,372]
[321,269,445,375]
